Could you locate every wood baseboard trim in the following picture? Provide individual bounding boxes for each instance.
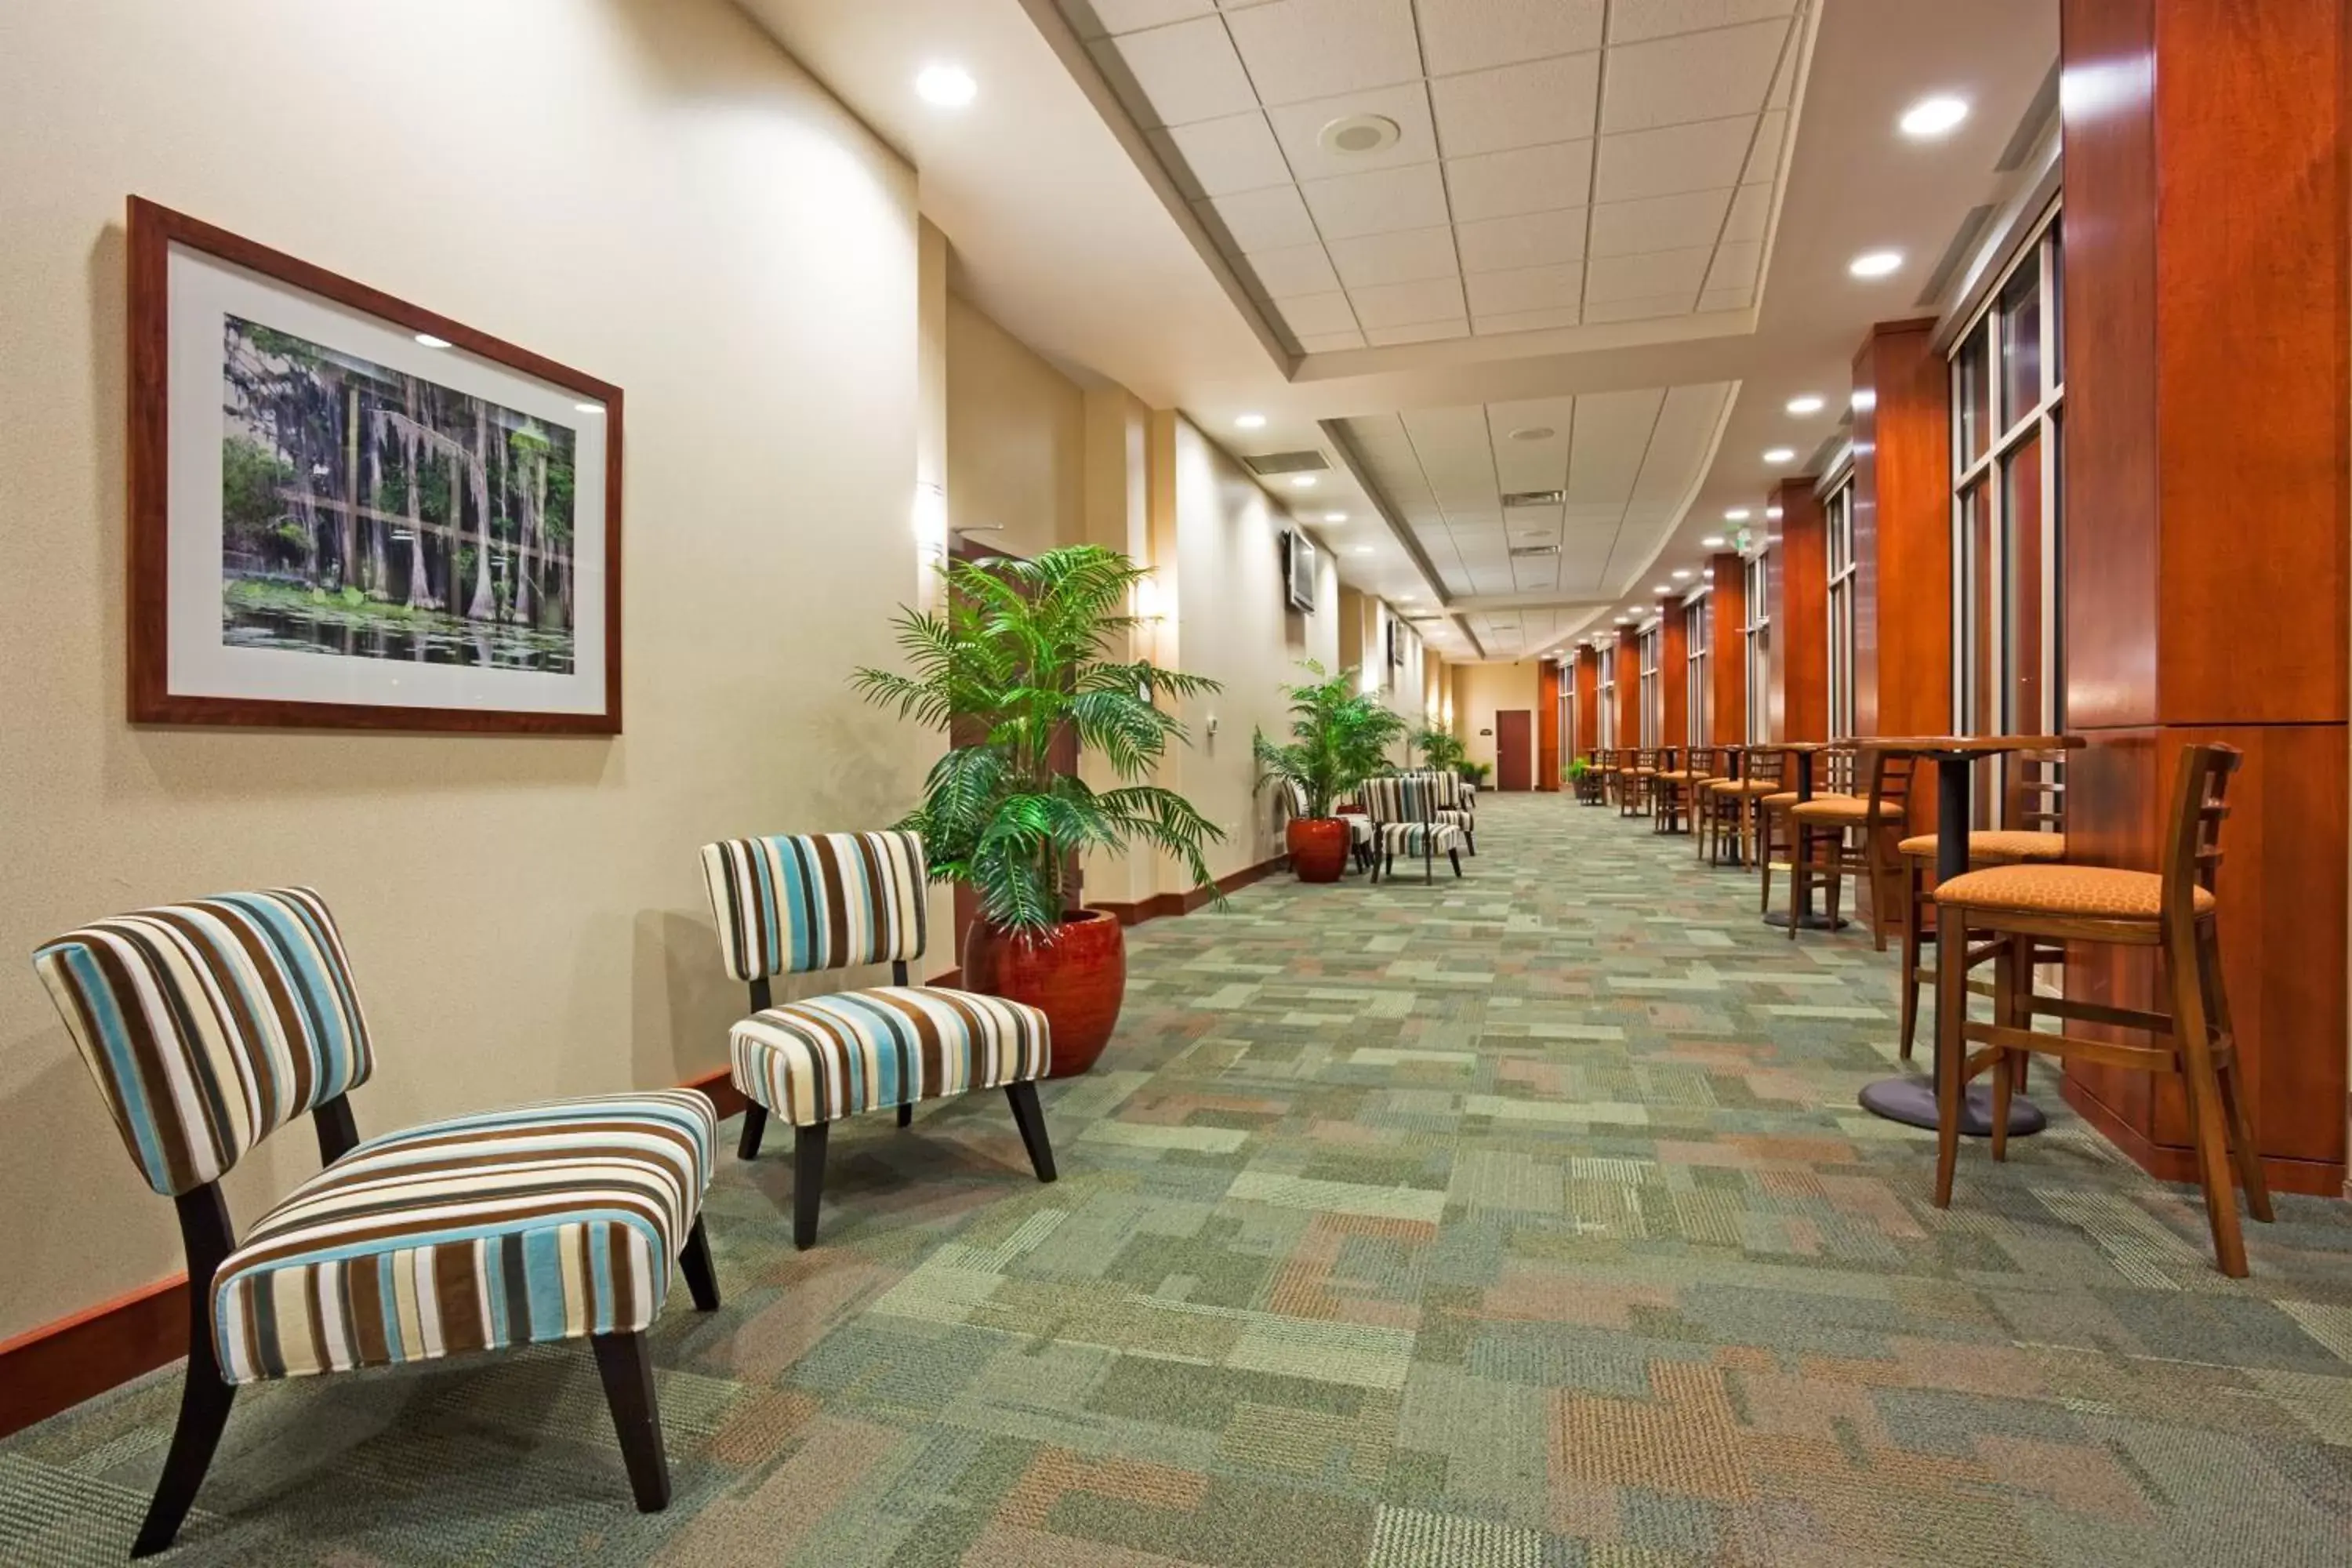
[2058,1075,2346,1197]
[1093,854,1287,927]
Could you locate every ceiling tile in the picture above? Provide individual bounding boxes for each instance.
[1298,328,1370,350]
[1601,20,1788,134]
[1744,109,1788,183]
[1722,182,1772,242]
[1464,261,1584,315]
[1272,290,1359,336]
[1328,226,1461,287]
[1300,162,1450,239]
[1583,291,1697,323]
[1457,209,1587,272]
[1474,304,1584,335]
[1364,317,1470,346]
[1697,287,1753,314]
[1704,240,1763,292]
[1429,53,1600,158]
[1349,274,1467,326]
[1587,188,1732,258]
[1266,81,1438,180]
[1415,0,1604,77]
[1443,141,1592,224]
[1224,0,1422,107]
[1592,117,1755,201]
[1608,0,1799,47]
[1062,0,1221,38]
[1098,20,1260,128]
[1197,185,1319,250]
[1245,240,1345,296]
[1584,243,1709,301]
[1152,114,1292,198]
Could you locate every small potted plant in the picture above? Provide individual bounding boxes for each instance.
[1254,662,1405,882]
[855,546,1223,1076]
[1411,726,1468,777]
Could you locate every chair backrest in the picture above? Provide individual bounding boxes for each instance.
[1359,775,1439,826]
[1400,769,1466,809]
[1744,747,1787,789]
[1279,779,1312,818]
[699,831,929,982]
[2159,743,2242,922]
[1860,748,1918,833]
[2006,750,2068,833]
[32,888,373,1198]
[1818,745,1860,797]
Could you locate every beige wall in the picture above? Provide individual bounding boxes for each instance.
[946,295,1085,562]
[0,0,924,1338]
[1452,662,1546,777]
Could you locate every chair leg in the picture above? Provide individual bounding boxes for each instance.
[1759,818,1776,914]
[897,1102,913,1129]
[737,1103,768,1161]
[590,1331,672,1513]
[678,1216,720,1312]
[2198,920,2274,1224]
[1786,825,1806,941]
[2165,926,2249,1277]
[132,1361,236,1557]
[1932,913,1967,1208]
[1448,848,1463,878]
[1989,935,2026,1163]
[792,1121,829,1250]
[1005,1081,1058,1182]
[1897,866,1923,1062]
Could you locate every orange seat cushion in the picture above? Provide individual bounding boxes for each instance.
[1935,864,2214,920]
[1709,779,1779,797]
[1763,790,1851,811]
[1791,796,1896,825]
[1898,830,2069,864]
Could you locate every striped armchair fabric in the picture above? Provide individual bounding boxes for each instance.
[699,829,1058,1250]
[1358,775,1465,884]
[1400,769,1476,852]
[1279,779,1374,869]
[31,889,721,1548]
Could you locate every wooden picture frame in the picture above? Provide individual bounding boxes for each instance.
[127,196,623,733]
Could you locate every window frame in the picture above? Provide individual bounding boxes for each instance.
[1638,623,1662,748]
[1742,551,1772,742]
[1824,472,1858,741]
[1685,591,1711,751]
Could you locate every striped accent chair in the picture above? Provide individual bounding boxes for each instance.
[699,831,1056,1250]
[31,889,720,1554]
[1401,769,1477,855]
[1359,775,1466,884]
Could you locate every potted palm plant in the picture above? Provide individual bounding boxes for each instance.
[1411,725,1468,776]
[1254,663,1406,882]
[854,546,1222,1077]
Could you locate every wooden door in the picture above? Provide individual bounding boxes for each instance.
[1496,710,1534,791]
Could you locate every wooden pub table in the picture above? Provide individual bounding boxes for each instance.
[1756,742,1842,931]
[1854,733,2086,1137]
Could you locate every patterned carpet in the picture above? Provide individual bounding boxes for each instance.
[7,794,2352,1566]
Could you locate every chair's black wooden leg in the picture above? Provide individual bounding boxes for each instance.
[133,1185,238,1559]
[1449,849,1463,878]
[678,1216,719,1312]
[792,1122,829,1249]
[897,1102,913,1129]
[737,1103,768,1161]
[1005,1081,1058,1182]
[590,1332,671,1513]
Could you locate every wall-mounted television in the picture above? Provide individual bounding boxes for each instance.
[1283,529,1317,612]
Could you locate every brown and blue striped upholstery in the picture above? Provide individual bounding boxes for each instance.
[1376,821,1463,855]
[211,1090,717,1383]
[1402,770,1475,829]
[1361,775,1446,826]
[699,831,929,982]
[33,889,373,1197]
[731,989,1050,1127]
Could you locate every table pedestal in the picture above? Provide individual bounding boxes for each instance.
[1765,747,1846,930]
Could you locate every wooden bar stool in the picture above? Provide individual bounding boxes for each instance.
[1929,742,2271,1277]
[1617,747,1658,819]
[1650,745,1696,835]
[1787,746,1908,942]
[1758,747,1852,920]
[1705,746,1782,869]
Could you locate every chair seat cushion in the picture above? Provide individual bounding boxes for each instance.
[1709,778,1779,797]
[731,986,1049,1128]
[1377,822,1464,854]
[1898,830,2069,864]
[1435,808,1473,830]
[1791,795,1895,825]
[211,1091,719,1384]
[1344,815,1374,845]
[1935,864,2214,920]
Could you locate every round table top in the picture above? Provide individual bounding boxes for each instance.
[1863,734,2083,757]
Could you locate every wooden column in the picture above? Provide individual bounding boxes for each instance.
[1768,479,1828,742]
[2059,0,2350,1196]
[1661,602,1689,753]
[1575,646,1599,756]
[1853,318,1954,826]
[1615,626,1642,748]
[1708,554,1747,744]
[1537,661,1563,789]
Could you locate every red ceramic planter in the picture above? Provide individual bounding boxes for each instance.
[1287,816,1351,883]
[962,908,1127,1078]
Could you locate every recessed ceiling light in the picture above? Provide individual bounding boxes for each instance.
[1766,504,1784,519]
[573,402,603,416]
[1323,511,1348,523]
[1671,569,1692,580]
[1785,394,1825,416]
[1900,95,1970,138]
[1352,546,1374,554]
[1235,412,1267,430]
[1849,249,1904,278]
[1724,507,1751,521]
[414,332,452,349]
[1653,585,1672,595]
[1290,474,1317,488]
[1320,114,1402,156]
[916,64,978,108]
[1763,448,1797,465]
[1508,426,1555,441]
[1614,615,1630,623]
[1700,535,1726,549]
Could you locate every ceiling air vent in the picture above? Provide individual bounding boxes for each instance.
[1501,489,1566,508]
[1245,450,1330,477]
[1509,544,1561,558]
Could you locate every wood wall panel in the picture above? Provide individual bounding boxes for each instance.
[1576,646,1599,757]
[1852,319,1953,741]
[1708,554,1747,745]
[1661,603,1689,755]
[1616,626,1642,749]
[1770,479,1828,742]
[1537,661,1563,789]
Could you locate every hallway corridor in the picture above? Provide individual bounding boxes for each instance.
[8,796,2351,1565]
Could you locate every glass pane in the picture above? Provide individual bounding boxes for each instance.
[1999,257,2042,427]
[1957,332,1991,464]
[1962,481,1996,739]
[2047,224,2064,387]
[2005,432,2045,746]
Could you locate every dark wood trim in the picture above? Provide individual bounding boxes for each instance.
[1091,852,1286,925]
[125,196,625,735]
[2059,1073,2343,1197]
[683,1067,750,1121]
[0,1273,190,1439]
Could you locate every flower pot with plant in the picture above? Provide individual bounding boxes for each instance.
[1254,662,1406,883]
[855,546,1223,1077]
[1411,726,1468,777]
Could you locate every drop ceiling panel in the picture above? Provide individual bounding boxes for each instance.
[1455,209,1587,272]
[1463,262,1584,317]
[1722,183,1772,243]
[1300,162,1452,239]
[1592,116,1757,202]
[1416,0,1605,76]
[1442,142,1592,223]
[1244,240,1345,297]
[1599,20,1787,133]
[1266,82,1439,180]
[1092,20,1258,128]
[1151,114,1292,198]
[1060,0,1219,39]
[1428,53,1602,158]
[1607,0,1798,49]
[1328,226,1461,288]
[1351,274,1468,327]
[1585,245,1712,303]
[1223,0,1424,107]
[1473,304,1583,334]
[1565,390,1666,506]
[1199,185,1319,251]
[1587,188,1733,258]
[1584,292,1697,324]
[1273,291,1359,336]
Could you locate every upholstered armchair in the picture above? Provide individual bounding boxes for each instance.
[1403,769,1476,855]
[1359,775,1466,884]
[32,889,720,1555]
[699,830,1057,1249]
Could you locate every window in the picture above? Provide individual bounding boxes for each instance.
[1597,644,1617,749]
[1825,477,1857,740]
[1638,625,1661,747]
[1685,593,1710,750]
[1951,205,2063,823]
[1743,552,1771,742]
[1563,659,1577,760]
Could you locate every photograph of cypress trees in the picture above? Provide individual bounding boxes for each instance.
[220,314,579,670]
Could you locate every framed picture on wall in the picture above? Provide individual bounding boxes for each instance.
[126,197,623,733]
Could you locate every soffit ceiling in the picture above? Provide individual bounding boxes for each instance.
[1069,0,1807,354]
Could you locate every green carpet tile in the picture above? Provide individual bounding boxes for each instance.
[7,795,2352,1566]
